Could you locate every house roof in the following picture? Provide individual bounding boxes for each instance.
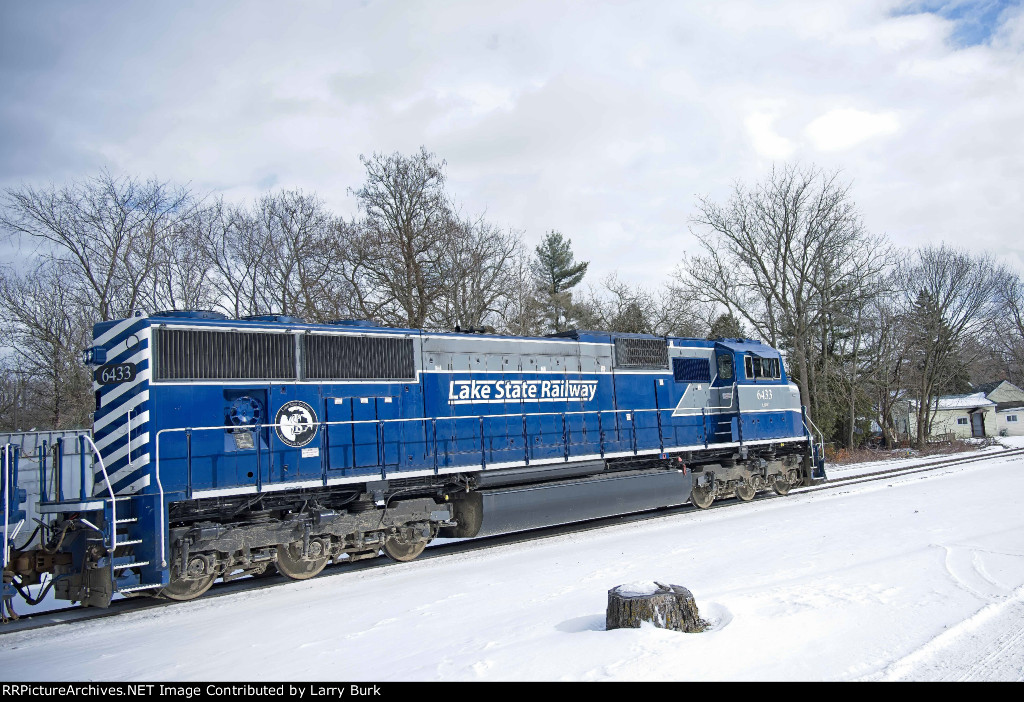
[935,392,996,410]
[910,392,995,410]
[996,402,1024,413]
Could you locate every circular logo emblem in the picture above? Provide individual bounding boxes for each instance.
[274,401,318,447]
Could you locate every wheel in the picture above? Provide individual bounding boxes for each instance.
[735,480,756,502]
[690,484,714,509]
[276,540,329,580]
[160,556,216,601]
[383,533,428,562]
[772,477,791,496]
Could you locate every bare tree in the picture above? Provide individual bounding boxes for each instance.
[900,245,1004,444]
[198,199,274,318]
[434,216,524,330]
[0,261,93,429]
[858,287,910,446]
[991,270,1024,386]
[348,148,451,328]
[1,171,193,321]
[149,202,222,312]
[197,192,356,322]
[677,163,890,441]
[494,252,546,336]
[256,190,354,322]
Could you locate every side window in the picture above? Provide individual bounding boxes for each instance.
[717,354,733,381]
[745,355,781,380]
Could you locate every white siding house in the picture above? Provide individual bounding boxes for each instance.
[974,381,1024,438]
[896,393,996,441]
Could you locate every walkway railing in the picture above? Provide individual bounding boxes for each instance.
[2,444,25,570]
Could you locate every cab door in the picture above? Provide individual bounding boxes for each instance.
[710,347,738,444]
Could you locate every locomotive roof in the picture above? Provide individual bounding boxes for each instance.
[94,312,774,353]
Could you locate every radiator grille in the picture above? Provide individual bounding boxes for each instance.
[154,329,296,380]
[673,357,711,383]
[613,338,668,369]
[304,334,415,380]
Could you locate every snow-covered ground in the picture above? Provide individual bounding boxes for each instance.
[3,442,1024,681]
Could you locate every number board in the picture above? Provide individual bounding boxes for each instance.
[95,362,138,386]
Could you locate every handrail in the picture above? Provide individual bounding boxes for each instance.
[79,435,118,554]
[803,414,825,464]
[1,444,24,569]
[704,383,739,410]
[804,414,825,447]
[152,407,671,570]
[3,444,10,568]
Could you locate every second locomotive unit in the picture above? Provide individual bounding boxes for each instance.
[1,311,825,608]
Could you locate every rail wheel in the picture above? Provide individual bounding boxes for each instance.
[276,539,329,580]
[160,556,216,601]
[690,485,714,509]
[772,476,791,496]
[735,480,756,502]
[383,532,429,562]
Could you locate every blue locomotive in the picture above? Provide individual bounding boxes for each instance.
[1,311,825,609]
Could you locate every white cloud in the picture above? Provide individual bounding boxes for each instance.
[805,108,901,151]
[1,0,1022,281]
[745,110,796,159]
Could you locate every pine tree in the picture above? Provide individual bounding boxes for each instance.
[531,231,588,332]
[708,312,746,340]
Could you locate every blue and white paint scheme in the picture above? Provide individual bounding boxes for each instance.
[81,315,813,501]
[4,310,822,609]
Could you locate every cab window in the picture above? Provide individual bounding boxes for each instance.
[717,354,733,381]
[745,355,780,380]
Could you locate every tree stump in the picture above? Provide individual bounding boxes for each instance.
[606,582,706,633]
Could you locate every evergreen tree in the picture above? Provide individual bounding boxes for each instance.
[708,312,746,340]
[609,301,650,334]
[531,231,588,332]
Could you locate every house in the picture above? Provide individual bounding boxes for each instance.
[895,392,995,441]
[974,381,1024,437]
[893,381,1024,442]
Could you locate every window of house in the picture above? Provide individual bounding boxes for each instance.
[957,417,969,425]
[1008,415,1019,423]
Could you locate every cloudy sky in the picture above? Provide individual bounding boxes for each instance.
[1,0,1022,284]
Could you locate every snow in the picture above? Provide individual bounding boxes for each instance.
[611,581,662,597]
[3,447,1024,681]
[910,392,994,410]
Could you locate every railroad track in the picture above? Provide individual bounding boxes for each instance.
[5,444,1024,635]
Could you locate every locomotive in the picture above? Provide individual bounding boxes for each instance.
[1,311,825,611]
